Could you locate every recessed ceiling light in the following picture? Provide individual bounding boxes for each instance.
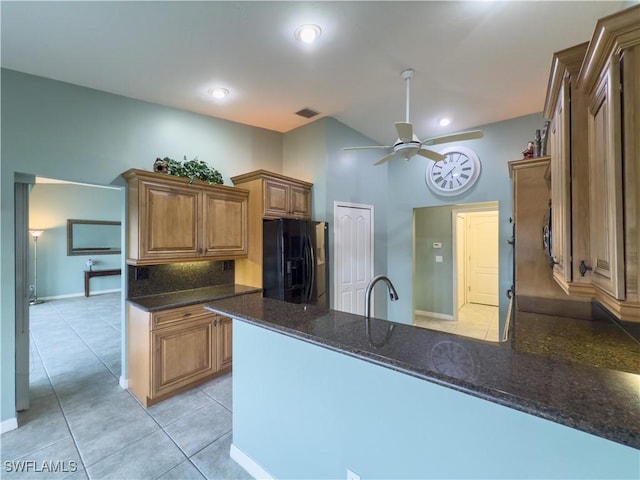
[439,118,451,127]
[294,24,322,44]
[208,88,229,99]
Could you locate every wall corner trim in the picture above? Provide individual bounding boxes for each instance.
[119,376,128,390]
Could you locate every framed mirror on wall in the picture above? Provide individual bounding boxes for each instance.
[67,219,121,256]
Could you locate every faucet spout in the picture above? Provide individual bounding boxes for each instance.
[364,275,399,320]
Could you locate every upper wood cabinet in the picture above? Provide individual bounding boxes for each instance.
[122,169,249,265]
[230,170,313,287]
[543,42,592,295]
[575,5,640,320]
[232,170,312,220]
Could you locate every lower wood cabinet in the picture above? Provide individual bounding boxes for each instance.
[128,302,232,406]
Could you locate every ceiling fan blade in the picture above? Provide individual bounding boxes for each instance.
[373,152,398,166]
[344,145,391,151]
[422,130,484,146]
[417,149,446,162]
[395,122,413,142]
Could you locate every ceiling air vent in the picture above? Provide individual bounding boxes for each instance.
[295,107,320,119]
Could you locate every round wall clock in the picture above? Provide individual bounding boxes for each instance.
[425,146,481,196]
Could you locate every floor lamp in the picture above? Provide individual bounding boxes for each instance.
[30,229,45,305]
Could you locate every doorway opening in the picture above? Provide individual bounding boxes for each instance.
[15,175,125,415]
[413,201,499,341]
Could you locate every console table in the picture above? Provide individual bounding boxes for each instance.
[84,269,121,297]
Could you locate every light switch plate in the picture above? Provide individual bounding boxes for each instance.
[435,255,443,263]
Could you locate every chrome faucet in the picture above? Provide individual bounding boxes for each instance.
[364,275,399,320]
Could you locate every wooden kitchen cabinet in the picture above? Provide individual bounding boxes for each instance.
[232,170,312,220]
[230,170,313,287]
[574,5,640,321]
[128,302,232,406]
[543,42,592,295]
[122,169,248,265]
[509,158,567,301]
[263,178,311,219]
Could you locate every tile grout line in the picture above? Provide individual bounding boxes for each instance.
[30,327,89,478]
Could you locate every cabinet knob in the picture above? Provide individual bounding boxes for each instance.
[579,260,593,277]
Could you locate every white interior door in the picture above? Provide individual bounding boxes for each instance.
[334,202,373,315]
[467,211,499,306]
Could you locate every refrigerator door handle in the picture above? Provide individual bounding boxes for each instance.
[308,234,316,303]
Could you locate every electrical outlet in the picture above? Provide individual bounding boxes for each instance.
[347,469,360,480]
[134,267,149,280]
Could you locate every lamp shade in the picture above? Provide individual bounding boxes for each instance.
[30,229,44,238]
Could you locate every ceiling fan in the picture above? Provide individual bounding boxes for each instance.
[344,69,484,166]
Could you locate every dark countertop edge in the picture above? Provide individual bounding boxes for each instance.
[205,304,640,450]
[127,285,262,312]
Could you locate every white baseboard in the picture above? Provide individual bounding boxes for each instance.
[1,417,18,434]
[40,288,121,300]
[415,309,454,321]
[119,376,128,390]
[230,443,275,480]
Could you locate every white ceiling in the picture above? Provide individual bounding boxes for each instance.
[1,1,632,146]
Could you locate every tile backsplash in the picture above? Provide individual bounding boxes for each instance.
[127,260,234,298]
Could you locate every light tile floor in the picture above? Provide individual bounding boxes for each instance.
[414,302,500,342]
[1,293,249,480]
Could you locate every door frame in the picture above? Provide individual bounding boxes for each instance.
[15,174,35,413]
[451,201,499,320]
[333,201,374,315]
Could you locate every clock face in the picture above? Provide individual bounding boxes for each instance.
[425,146,481,196]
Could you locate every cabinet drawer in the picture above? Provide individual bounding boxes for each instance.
[152,303,209,329]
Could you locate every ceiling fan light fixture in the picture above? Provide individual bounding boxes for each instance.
[439,118,451,127]
[208,88,229,99]
[294,24,322,44]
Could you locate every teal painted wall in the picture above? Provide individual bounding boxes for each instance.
[282,117,390,316]
[387,113,544,333]
[414,205,454,315]
[1,69,283,424]
[29,183,123,298]
[233,321,639,479]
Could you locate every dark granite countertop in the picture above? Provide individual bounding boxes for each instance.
[205,295,640,449]
[127,284,261,312]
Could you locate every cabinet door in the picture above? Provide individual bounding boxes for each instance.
[588,64,625,299]
[202,190,248,257]
[218,316,232,371]
[264,179,290,217]
[549,78,572,285]
[290,185,312,219]
[140,181,200,259]
[151,315,215,398]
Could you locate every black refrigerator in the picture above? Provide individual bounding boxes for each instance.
[263,218,328,307]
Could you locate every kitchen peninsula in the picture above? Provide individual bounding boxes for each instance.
[206,295,639,479]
